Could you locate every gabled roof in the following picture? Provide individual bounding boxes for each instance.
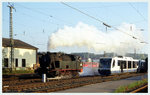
[2,38,38,50]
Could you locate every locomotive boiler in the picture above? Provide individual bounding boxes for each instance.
[35,52,83,78]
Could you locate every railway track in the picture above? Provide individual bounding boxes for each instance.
[3,72,146,93]
[130,85,148,93]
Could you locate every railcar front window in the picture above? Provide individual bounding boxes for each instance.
[100,59,112,68]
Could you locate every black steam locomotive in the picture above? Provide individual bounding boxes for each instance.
[35,52,83,78]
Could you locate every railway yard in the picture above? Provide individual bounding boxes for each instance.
[3,72,147,93]
[2,2,149,94]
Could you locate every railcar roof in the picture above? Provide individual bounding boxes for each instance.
[100,56,139,61]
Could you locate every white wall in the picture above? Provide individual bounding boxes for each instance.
[2,47,37,69]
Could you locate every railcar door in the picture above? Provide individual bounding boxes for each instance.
[118,60,122,73]
[118,60,125,73]
[120,63,123,73]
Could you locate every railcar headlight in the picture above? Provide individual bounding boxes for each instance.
[80,63,82,66]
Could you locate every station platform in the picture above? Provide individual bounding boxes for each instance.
[56,73,147,93]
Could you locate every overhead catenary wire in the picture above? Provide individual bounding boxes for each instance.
[4,5,61,36]
[61,2,148,44]
[15,11,60,27]
[60,2,133,36]
[61,2,104,24]
[16,3,74,26]
[34,4,129,10]
[128,3,147,21]
[3,3,50,51]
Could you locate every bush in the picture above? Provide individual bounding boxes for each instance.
[2,68,11,74]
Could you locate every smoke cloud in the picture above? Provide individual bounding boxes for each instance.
[79,65,100,76]
[48,22,144,55]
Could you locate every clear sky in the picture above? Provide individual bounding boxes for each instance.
[2,2,148,54]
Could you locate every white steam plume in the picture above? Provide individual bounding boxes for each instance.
[48,22,145,55]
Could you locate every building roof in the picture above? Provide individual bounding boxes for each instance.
[2,38,38,50]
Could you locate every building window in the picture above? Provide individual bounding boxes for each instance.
[22,59,26,67]
[4,58,8,67]
[15,59,18,67]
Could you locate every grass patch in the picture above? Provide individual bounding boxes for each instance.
[3,68,34,75]
[114,78,148,93]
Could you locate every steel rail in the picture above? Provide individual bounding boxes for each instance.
[130,85,148,93]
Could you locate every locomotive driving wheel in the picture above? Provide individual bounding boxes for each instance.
[72,71,79,78]
[60,71,73,79]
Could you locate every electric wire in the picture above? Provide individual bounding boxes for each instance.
[4,3,148,44]
[16,3,74,26]
[61,2,148,44]
[128,3,147,21]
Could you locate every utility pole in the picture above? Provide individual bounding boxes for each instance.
[134,48,136,59]
[103,23,111,57]
[130,25,136,58]
[8,3,15,72]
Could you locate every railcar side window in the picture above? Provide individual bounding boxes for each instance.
[112,60,115,67]
[133,61,135,68]
[128,61,131,68]
[123,61,127,69]
[135,62,137,68]
[133,61,137,68]
[118,60,121,66]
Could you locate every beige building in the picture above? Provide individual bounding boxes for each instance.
[2,38,38,70]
